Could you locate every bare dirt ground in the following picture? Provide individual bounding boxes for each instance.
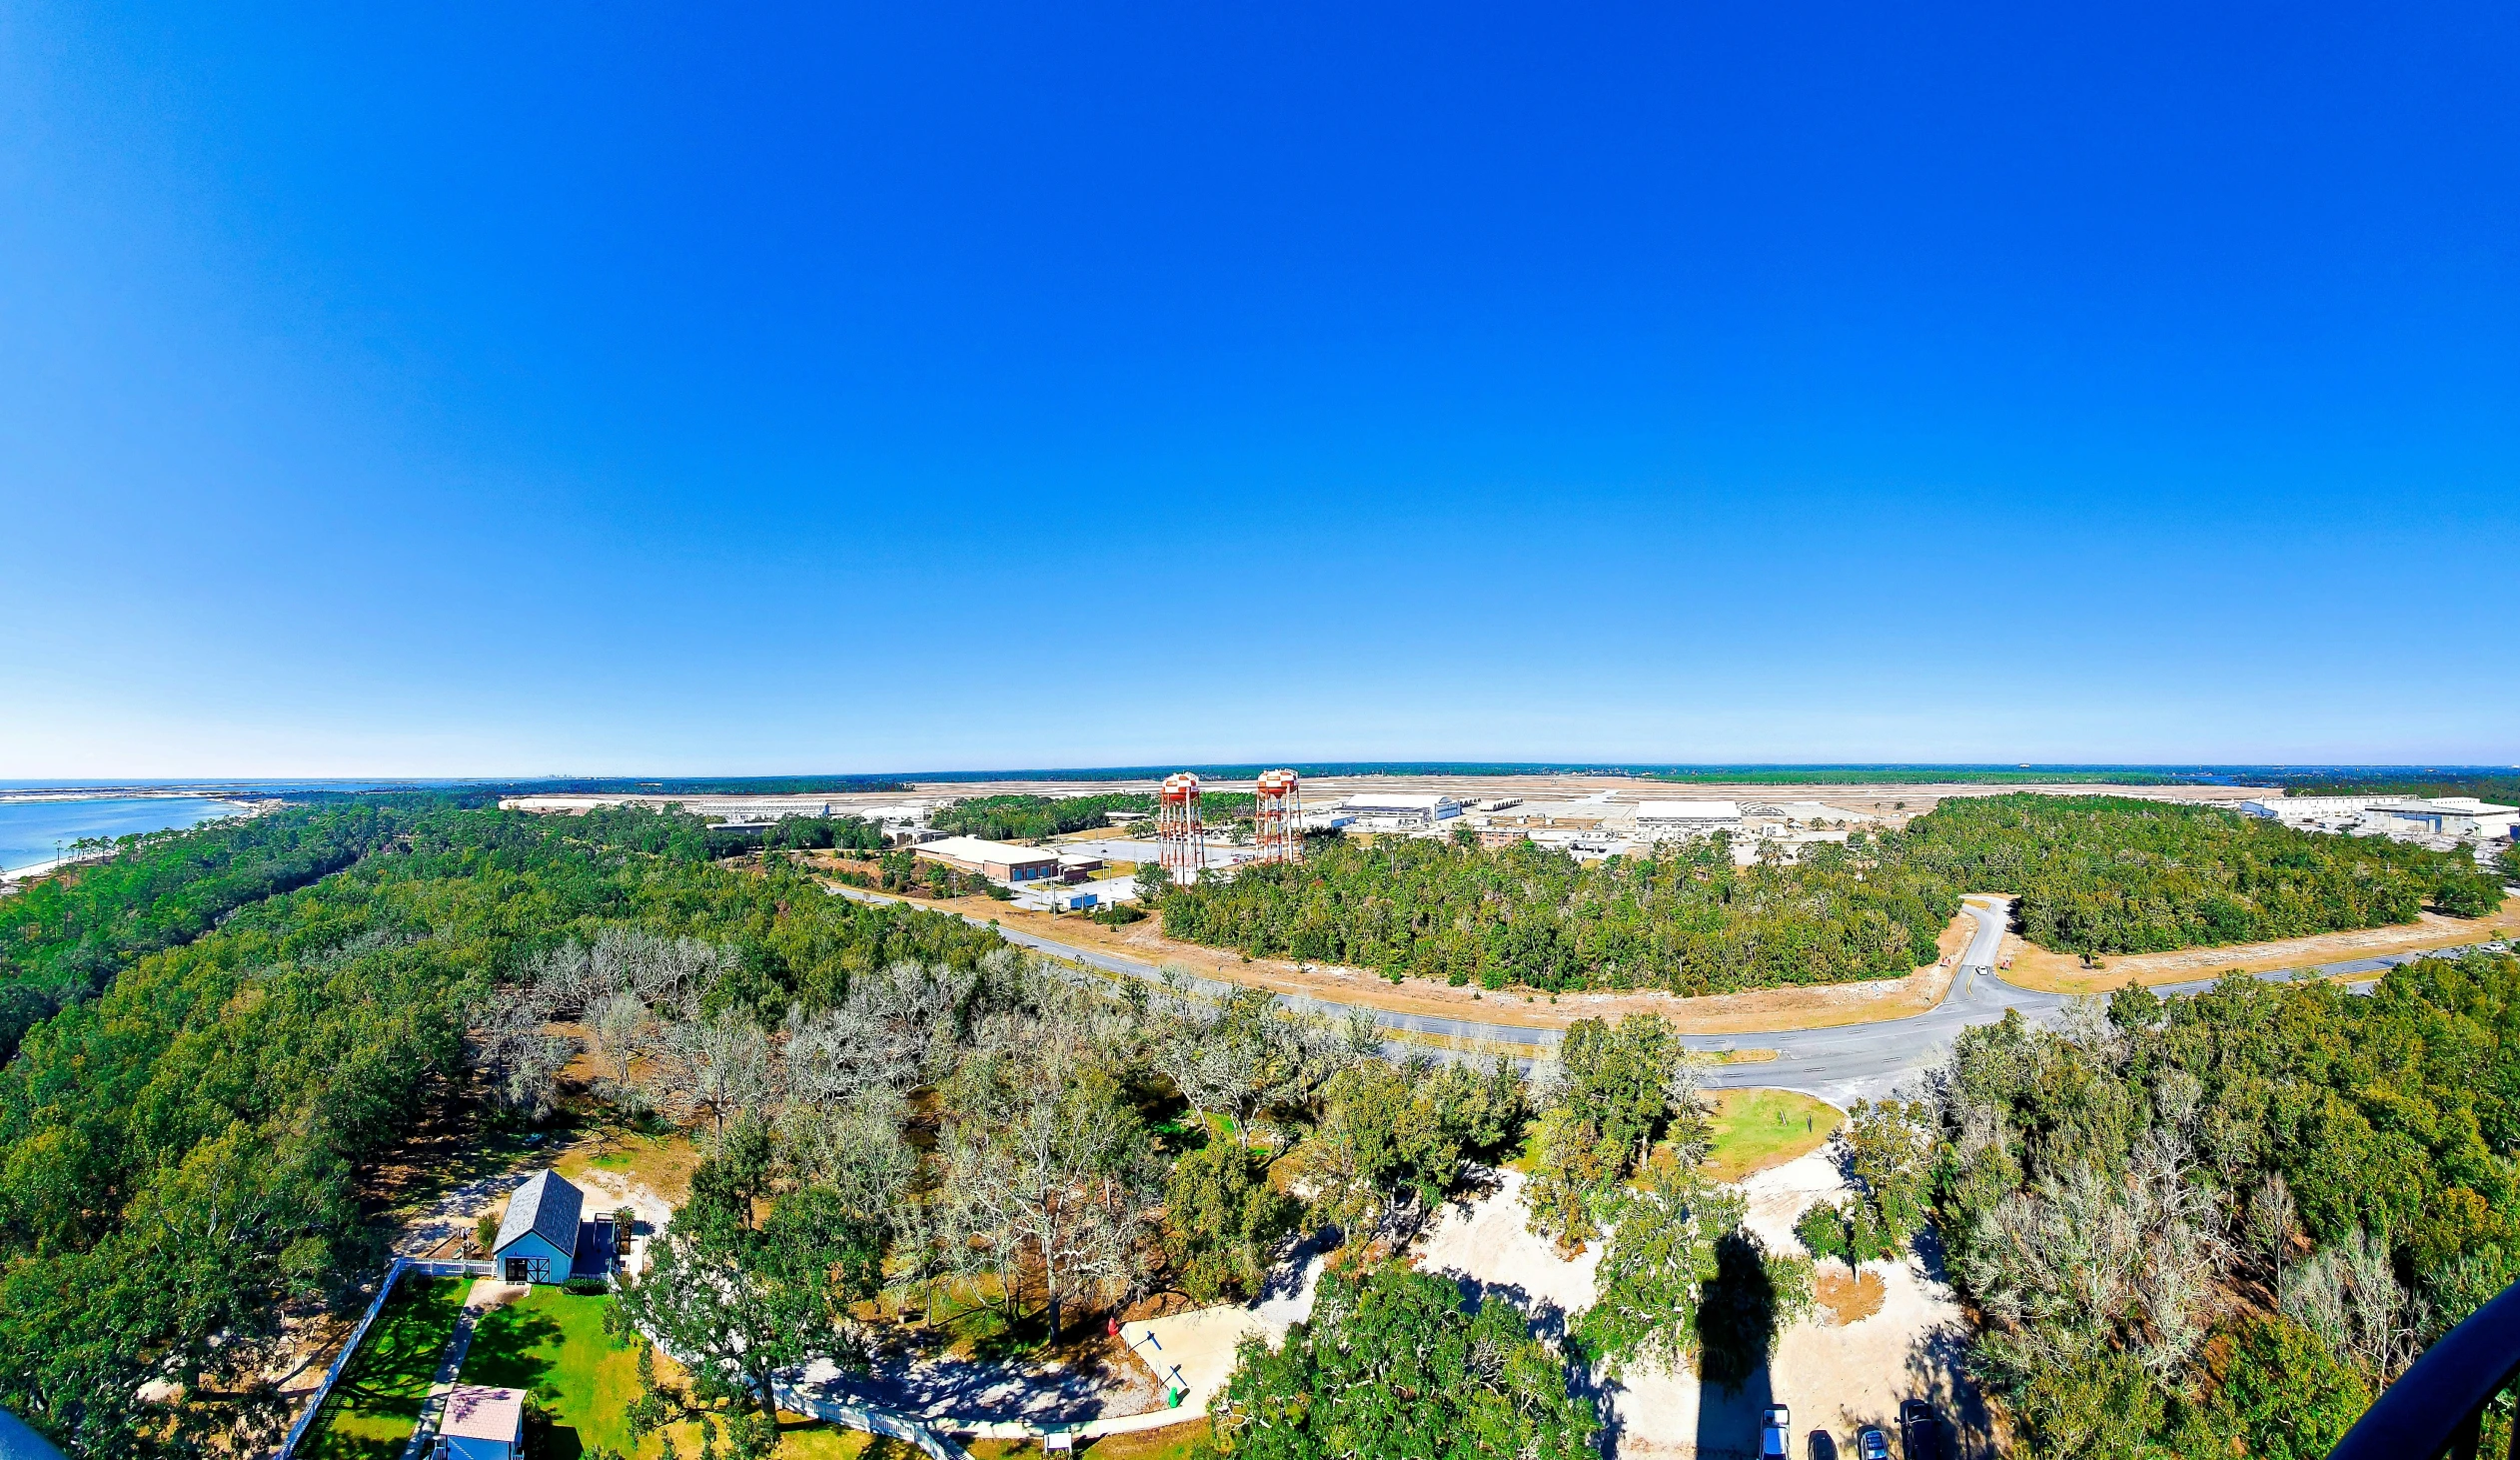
[1998,900,2520,994]
[1411,1145,1986,1460]
[852,887,1981,1038]
[875,775,2267,818]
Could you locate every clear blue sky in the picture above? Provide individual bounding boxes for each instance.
[3,1,2513,775]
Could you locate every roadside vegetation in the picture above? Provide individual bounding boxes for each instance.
[1152,794,2502,993]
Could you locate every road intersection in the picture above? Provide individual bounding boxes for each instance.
[830,884,2507,1106]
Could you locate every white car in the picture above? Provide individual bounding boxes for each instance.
[1761,1405,1791,1459]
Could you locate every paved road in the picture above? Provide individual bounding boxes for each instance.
[831,885,2510,1107]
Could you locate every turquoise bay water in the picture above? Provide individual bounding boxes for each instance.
[0,797,244,874]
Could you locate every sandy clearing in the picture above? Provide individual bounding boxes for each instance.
[1615,1151,1981,1460]
[1999,900,2520,993]
[843,888,1985,1038]
[1405,1149,1984,1460]
[1416,1170,1605,1316]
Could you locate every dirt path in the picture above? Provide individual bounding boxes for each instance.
[835,884,1984,1037]
[1996,901,2520,993]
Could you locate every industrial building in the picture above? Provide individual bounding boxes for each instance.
[1335,793,1465,830]
[913,835,1064,883]
[1011,875,1139,912]
[2241,793,2519,844]
[1633,800,1745,841]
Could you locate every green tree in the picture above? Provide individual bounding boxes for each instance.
[1303,1059,1465,1234]
[1522,1106,1613,1249]
[1211,1265,1597,1460]
[2188,1314,2369,1460]
[615,1167,878,1425]
[1794,1201,1851,1275]
[1576,1152,1743,1375]
[1164,1139,1300,1303]
[1845,1096,1935,1244]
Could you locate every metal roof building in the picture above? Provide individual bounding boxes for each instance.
[492,1169,582,1284]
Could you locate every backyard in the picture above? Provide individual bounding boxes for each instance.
[457,1284,907,1460]
[303,1275,469,1460]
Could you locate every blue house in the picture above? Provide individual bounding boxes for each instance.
[434,1385,524,1460]
[491,1169,582,1285]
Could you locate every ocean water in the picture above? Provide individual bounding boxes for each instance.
[0,796,246,875]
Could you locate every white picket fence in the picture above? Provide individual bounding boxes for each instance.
[270,1258,504,1460]
[276,1255,1202,1460]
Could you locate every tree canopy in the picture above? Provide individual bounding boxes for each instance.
[1155,794,2501,994]
[1935,951,2520,1457]
[1209,1264,1597,1460]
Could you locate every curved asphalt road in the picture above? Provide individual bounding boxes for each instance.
[832,885,2510,1107]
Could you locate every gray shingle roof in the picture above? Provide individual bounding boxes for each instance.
[493,1169,582,1258]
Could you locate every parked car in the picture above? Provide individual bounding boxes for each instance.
[1899,1401,1942,1460]
[1858,1426,1891,1460]
[1761,1406,1791,1460]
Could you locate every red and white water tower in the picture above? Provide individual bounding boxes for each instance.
[1156,772,1206,884]
[1253,768,1303,863]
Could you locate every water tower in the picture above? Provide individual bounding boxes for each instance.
[1254,768,1303,862]
[1156,772,1205,884]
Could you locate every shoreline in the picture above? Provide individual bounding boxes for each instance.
[0,796,271,882]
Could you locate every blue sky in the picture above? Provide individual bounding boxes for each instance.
[2,1,2514,775]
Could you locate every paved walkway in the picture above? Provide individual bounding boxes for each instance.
[399,1281,521,1460]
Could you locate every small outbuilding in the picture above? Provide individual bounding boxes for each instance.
[435,1385,526,1460]
[491,1169,582,1285]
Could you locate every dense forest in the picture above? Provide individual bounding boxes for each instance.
[0,801,1566,1459]
[0,806,403,1060]
[1153,795,2502,993]
[0,801,998,1456]
[5,793,2507,1458]
[1931,952,2520,1458]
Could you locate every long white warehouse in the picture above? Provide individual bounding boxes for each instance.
[1633,800,1744,840]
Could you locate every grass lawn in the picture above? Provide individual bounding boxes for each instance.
[1077,1419,1211,1460]
[460,1286,897,1460]
[460,1287,642,1458]
[303,1276,468,1460]
[1701,1088,1842,1181]
[647,1415,922,1460]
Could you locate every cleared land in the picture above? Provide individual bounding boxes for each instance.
[1701,1089,1842,1181]
[1998,898,2520,993]
[825,882,1982,1037]
[303,1276,468,1460]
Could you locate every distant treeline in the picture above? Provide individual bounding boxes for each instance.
[1644,767,2183,786]
[1152,794,2503,994]
[491,775,911,797]
[2280,772,2520,807]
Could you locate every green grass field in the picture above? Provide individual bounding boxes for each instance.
[460,1286,900,1460]
[460,1287,641,1458]
[1702,1088,1842,1181]
[303,1275,468,1460]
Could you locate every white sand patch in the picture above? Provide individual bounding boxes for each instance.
[1402,1151,1980,1459]
[1414,1169,1601,1317]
